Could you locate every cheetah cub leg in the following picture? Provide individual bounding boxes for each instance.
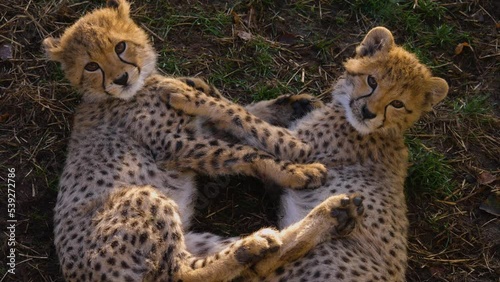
[175,228,282,282]
[164,90,313,162]
[158,135,326,189]
[98,186,281,282]
[175,77,324,127]
[184,195,364,280]
[200,93,323,143]
[245,93,324,127]
[248,194,365,277]
[177,77,226,100]
[184,232,238,256]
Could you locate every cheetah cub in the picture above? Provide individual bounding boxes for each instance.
[43,0,360,281]
[169,27,449,281]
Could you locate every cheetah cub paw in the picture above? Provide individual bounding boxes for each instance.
[314,194,365,237]
[278,163,327,189]
[165,90,206,114]
[277,94,324,120]
[235,228,282,265]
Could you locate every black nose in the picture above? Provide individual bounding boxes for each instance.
[113,72,128,86]
[361,105,376,120]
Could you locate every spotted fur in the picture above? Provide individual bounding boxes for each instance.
[43,1,339,281]
[172,27,449,281]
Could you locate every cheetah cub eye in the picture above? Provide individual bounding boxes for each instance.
[390,100,404,109]
[367,75,377,89]
[115,41,126,55]
[84,62,100,72]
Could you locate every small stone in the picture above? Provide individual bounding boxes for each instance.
[0,44,13,61]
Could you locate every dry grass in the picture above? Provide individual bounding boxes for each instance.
[0,0,498,281]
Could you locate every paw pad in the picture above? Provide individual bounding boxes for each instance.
[328,194,364,237]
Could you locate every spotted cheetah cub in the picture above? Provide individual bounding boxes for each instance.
[170,27,449,281]
[43,0,363,281]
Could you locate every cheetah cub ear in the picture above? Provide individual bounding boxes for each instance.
[356,26,395,57]
[42,37,62,63]
[423,77,449,111]
[106,0,130,18]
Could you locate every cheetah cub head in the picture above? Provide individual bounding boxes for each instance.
[336,27,449,134]
[43,0,156,102]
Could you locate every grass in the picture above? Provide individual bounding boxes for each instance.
[349,0,445,35]
[405,138,455,199]
[426,24,458,48]
[0,0,498,281]
[346,0,470,61]
[245,39,276,77]
[157,49,188,76]
[252,82,294,101]
[196,12,233,37]
[312,37,339,62]
[452,93,493,116]
[160,12,232,38]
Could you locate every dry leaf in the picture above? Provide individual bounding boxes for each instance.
[237,30,253,41]
[0,113,10,123]
[496,23,500,29]
[454,42,470,55]
[477,171,496,185]
[231,11,242,26]
[479,192,500,216]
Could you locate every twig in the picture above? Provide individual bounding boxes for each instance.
[479,4,498,24]
[479,53,500,59]
[141,23,164,42]
[333,42,358,60]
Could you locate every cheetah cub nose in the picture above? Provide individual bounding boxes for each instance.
[361,104,376,120]
[113,72,129,86]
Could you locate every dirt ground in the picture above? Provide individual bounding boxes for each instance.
[0,0,498,281]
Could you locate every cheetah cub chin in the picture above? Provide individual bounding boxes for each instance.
[167,27,448,281]
[43,0,349,281]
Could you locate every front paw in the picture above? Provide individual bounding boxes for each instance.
[281,163,327,189]
[276,94,324,119]
[316,194,364,237]
[165,91,200,115]
[178,77,224,99]
[235,228,282,265]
